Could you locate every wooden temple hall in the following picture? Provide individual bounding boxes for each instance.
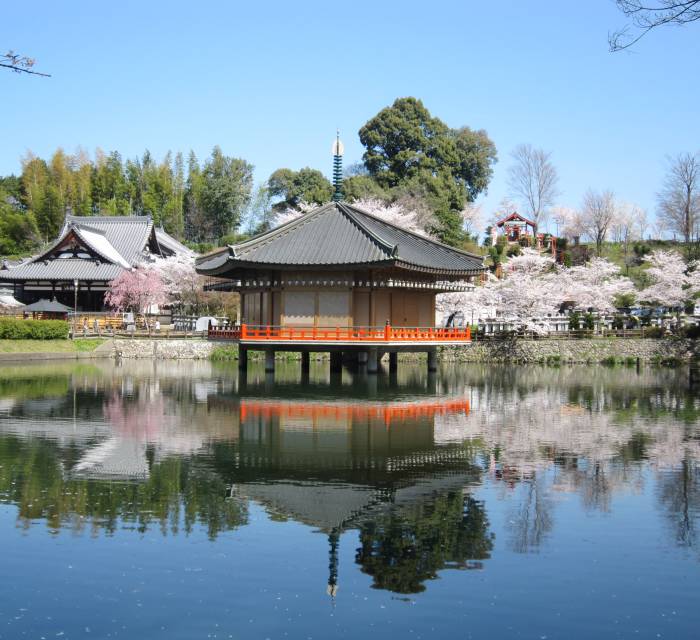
[196,201,485,373]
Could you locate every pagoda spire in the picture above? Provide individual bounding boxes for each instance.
[332,130,344,202]
[326,529,340,598]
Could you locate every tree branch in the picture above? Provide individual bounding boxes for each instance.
[1,51,51,77]
[609,0,700,51]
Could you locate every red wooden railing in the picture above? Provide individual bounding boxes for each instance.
[209,324,471,342]
[239,399,470,424]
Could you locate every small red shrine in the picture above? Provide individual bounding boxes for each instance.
[494,212,558,256]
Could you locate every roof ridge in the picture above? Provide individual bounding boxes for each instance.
[342,202,484,261]
[141,220,156,257]
[231,202,337,254]
[70,221,107,236]
[66,214,152,223]
[71,226,129,267]
[195,245,230,265]
[336,203,395,256]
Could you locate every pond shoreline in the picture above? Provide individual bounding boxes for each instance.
[1,336,696,365]
[112,337,698,365]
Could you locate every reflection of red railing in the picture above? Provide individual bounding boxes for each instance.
[209,324,471,343]
[240,399,470,426]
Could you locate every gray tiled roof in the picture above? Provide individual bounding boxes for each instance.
[196,202,485,276]
[0,215,189,283]
[0,258,123,281]
[61,215,155,264]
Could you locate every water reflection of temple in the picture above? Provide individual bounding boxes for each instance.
[2,361,697,592]
[0,364,490,594]
[212,393,482,596]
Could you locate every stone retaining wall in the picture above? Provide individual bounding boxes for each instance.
[440,338,698,364]
[112,338,216,359]
[109,337,698,364]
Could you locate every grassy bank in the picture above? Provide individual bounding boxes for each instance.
[0,338,107,354]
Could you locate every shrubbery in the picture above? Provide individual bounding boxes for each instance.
[210,345,239,361]
[683,324,700,339]
[0,318,70,340]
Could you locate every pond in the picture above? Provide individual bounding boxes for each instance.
[0,360,698,639]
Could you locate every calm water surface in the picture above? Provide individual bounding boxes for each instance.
[0,360,698,639]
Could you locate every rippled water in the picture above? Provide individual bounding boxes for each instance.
[0,360,698,639]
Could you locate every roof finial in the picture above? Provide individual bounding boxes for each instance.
[332,130,344,202]
[326,529,340,599]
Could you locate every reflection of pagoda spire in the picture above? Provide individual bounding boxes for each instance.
[326,529,340,598]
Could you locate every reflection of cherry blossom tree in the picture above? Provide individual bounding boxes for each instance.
[105,266,169,313]
[103,392,167,441]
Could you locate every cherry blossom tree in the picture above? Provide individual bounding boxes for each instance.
[638,250,700,308]
[105,266,169,313]
[438,249,561,333]
[494,249,562,331]
[460,202,483,239]
[437,251,638,332]
[550,205,585,239]
[435,273,500,324]
[353,198,432,237]
[272,198,433,237]
[561,258,636,312]
[152,254,202,309]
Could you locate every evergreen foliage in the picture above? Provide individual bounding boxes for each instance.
[0,319,69,339]
[267,167,333,210]
[358,97,497,245]
[0,146,254,254]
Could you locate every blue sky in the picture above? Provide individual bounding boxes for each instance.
[2,0,699,228]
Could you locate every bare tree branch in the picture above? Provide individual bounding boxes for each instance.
[610,1,700,51]
[507,144,559,233]
[1,50,50,77]
[580,189,617,255]
[657,151,700,246]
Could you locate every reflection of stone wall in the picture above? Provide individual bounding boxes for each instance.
[440,338,698,364]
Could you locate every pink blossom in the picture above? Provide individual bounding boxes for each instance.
[105,266,169,313]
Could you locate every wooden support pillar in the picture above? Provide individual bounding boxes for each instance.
[427,348,438,373]
[367,347,379,374]
[358,350,368,366]
[301,351,310,371]
[238,346,248,371]
[330,351,343,373]
[265,349,275,373]
[389,351,398,372]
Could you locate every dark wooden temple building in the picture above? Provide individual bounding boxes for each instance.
[0,215,192,311]
[196,201,485,372]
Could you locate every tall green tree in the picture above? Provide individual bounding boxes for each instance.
[358,97,497,245]
[0,189,40,255]
[169,152,185,238]
[184,151,207,242]
[36,184,64,240]
[71,148,93,216]
[20,154,49,217]
[91,150,129,215]
[267,167,332,210]
[200,146,254,239]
